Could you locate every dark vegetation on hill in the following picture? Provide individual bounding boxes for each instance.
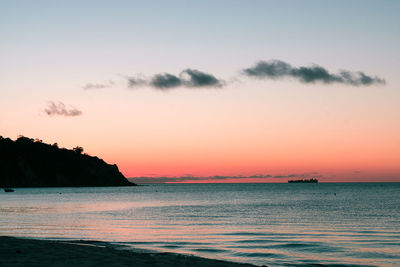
[0,136,136,187]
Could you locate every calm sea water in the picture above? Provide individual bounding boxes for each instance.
[1,183,399,266]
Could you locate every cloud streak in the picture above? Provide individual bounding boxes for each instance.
[128,69,223,90]
[82,80,114,90]
[44,101,82,117]
[128,173,322,184]
[243,60,385,86]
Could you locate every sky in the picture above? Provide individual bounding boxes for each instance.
[1,0,399,183]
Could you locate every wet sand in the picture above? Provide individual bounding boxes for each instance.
[0,236,257,267]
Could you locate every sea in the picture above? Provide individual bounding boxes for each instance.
[1,183,399,266]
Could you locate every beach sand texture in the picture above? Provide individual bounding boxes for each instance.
[0,236,257,267]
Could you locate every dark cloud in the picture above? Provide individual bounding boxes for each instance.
[82,80,114,90]
[44,101,82,117]
[127,69,224,89]
[88,61,385,91]
[243,60,292,79]
[181,69,223,87]
[150,73,182,89]
[243,60,385,86]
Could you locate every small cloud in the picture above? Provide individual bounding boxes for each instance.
[44,101,82,117]
[244,60,292,79]
[128,76,147,87]
[150,73,182,89]
[82,80,114,90]
[180,69,223,87]
[243,60,385,86]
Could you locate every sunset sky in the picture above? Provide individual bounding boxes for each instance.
[1,1,399,182]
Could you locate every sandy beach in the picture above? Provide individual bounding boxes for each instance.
[0,236,257,267]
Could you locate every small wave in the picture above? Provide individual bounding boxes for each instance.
[192,248,226,253]
[161,245,181,248]
[233,251,282,258]
[276,242,315,248]
[287,262,374,267]
[347,251,400,259]
[276,243,345,253]
[235,239,277,244]
[221,232,270,236]
[228,242,345,253]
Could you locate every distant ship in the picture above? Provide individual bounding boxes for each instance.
[288,178,318,183]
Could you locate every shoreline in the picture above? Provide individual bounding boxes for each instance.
[0,236,257,267]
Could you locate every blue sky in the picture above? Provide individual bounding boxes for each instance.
[2,0,398,74]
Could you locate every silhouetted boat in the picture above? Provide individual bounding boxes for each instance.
[288,178,318,183]
[3,188,15,192]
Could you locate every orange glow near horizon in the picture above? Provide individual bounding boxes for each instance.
[2,81,399,183]
[109,139,400,183]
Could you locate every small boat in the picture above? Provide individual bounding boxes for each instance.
[3,188,15,192]
[288,178,318,183]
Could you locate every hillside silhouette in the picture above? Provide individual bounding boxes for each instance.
[0,136,136,187]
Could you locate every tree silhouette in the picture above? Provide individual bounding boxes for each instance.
[73,146,84,154]
[0,136,135,187]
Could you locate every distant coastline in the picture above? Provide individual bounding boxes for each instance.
[0,136,136,187]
